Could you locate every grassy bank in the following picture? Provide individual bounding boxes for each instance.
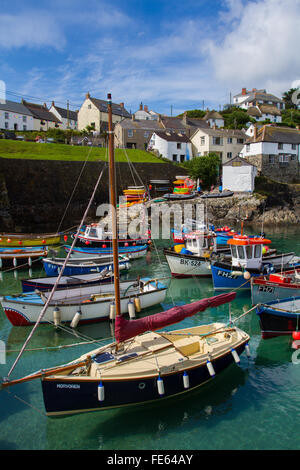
[0,140,164,163]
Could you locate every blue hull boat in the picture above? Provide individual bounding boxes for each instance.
[42,256,130,276]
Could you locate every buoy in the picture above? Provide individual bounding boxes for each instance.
[183,371,190,389]
[28,257,32,267]
[42,239,46,244]
[7,238,11,243]
[18,240,22,245]
[157,376,165,395]
[102,244,107,249]
[231,348,240,364]
[85,241,90,245]
[13,257,17,267]
[128,300,136,319]
[206,360,215,377]
[134,296,141,312]
[29,268,33,278]
[53,307,61,327]
[243,271,251,280]
[97,381,105,402]
[109,302,116,321]
[70,309,82,328]
[125,242,129,247]
[292,331,300,341]
[245,343,251,357]
[64,235,68,242]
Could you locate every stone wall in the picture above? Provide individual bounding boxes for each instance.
[245,154,300,183]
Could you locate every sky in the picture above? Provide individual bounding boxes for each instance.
[0,0,300,115]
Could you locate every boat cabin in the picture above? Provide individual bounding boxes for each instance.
[227,236,271,269]
[82,224,105,240]
[184,230,216,256]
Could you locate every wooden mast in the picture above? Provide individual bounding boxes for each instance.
[107,93,121,319]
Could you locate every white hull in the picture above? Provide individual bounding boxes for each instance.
[164,251,211,277]
[251,282,300,304]
[2,279,167,326]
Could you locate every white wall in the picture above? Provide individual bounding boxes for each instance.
[150,133,192,162]
[0,110,34,131]
[222,165,257,192]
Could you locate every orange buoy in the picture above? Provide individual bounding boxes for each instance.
[292,331,300,341]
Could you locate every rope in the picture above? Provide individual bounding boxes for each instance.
[2,386,46,417]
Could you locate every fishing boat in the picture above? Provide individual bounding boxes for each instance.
[73,223,150,249]
[1,93,251,417]
[64,243,149,260]
[0,246,48,269]
[256,296,300,339]
[21,270,115,293]
[1,277,168,327]
[210,234,299,290]
[164,226,217,277]
[42,255,131,276]
[251,269,300,305]
[0,232,60,247]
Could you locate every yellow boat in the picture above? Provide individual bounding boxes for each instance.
[0,232,61,247]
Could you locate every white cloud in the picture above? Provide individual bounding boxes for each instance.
[210,0,300,96]
[0,12,66,49]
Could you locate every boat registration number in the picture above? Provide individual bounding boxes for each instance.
[258,285,274,293]
[217,270,238,279]
[180,258,202,267]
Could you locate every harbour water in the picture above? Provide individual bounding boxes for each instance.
[0,225,300,450]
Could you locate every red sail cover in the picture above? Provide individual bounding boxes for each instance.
[115,292,236,343]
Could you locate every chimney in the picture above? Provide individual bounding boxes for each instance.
[144,105,149,113]
[242,88,247,95]
[132,114,135,121]
[139,102,143,111]
[182,111,188,125]
[119,102,124,108]
[43,103,47,109]
[253,124,257,140]
[252,88,257,92]
[86,92,91,99]
[52,101,55,107]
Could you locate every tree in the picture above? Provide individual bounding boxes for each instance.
[177,109,206,119]
[282,88,299,110]
[220,108,254,129]
[181,153,221,189]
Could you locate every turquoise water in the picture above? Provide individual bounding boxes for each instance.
[1,225,300,450]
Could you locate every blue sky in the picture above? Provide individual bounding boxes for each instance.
[0,0,300,115]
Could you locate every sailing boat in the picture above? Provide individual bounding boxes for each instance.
[1,94,250,416]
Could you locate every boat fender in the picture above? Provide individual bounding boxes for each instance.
[97,381,105,402]
[29,268,33,278]
[183,371,190,389]
[0,258,2,268]
[245,343,251,358]
[53,307,61,327]
[231,348,240,364]
[128,300,136,319]
[28,257,32,267]
[206,360,215,377]
[243,271,251,280]
[157,376,165,395]
[70,309,82,328]
[13,257,17,267]
[109,302,116,321]
[134,296,141,313]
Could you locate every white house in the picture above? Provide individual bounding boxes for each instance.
[21,100,61,131]
[190,127,246,163]
[233,88,284,123]
[134,103,158,120]
[49,102,78,130]
[78,92,131,133]
[240,124,300,182]
[149,131,192,162]
[0,100,35,131]
[203,110,224,128]
[222,156,257,193]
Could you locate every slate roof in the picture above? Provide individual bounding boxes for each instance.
[249,125,300,144]
[117,118,162,130]
[52,105,78,121]
[89,96,131,118]
[0,99,34,116]
[223,155,257,167]
[154,131,190,142]
[241,91,283,105]
[22,100,61,122]
[191,127,246,139]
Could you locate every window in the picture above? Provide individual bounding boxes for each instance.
[278,143,283,150]
[291,155,296,160]
[180,155,185,162]
[4,112,9,119]
[88,104,91,109]
[201,136,205,145]
[237,246,245,259]
[227,137,233,144]
[227,152,232,159]
[254,245,262,258]
[23,116,27,122]
[231,245,237,258]
[172,155,177,161]
[237,138,244,144]
[292,144,297,150]
[245,246,253,259]
[177,143,181,149]
[5,122,8,129]
[23,125,27,131]
[144,131,149,138]
[212,137,223,145]
[127,130,133,137]
[246,144,250,152]
[269,155,275,164]
[279,155,289,163]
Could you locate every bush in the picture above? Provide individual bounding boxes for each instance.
[181,153,221,189]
